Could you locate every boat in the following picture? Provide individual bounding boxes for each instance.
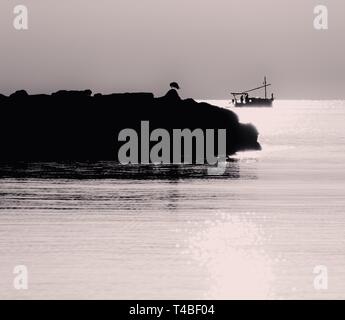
[231,77,274,107]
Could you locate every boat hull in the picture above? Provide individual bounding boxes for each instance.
[234,98,274,108]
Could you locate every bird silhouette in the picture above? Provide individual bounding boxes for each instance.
[170,82,180,90]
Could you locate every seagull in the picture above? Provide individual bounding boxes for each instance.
[170,82,180,90]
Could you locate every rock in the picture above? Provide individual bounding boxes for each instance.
[10,90,28,98]
[0,89,261,162]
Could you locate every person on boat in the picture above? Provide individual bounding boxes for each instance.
[240,95,244,104]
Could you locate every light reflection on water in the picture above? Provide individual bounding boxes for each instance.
[1,100,345,299]
[184,212,275,299]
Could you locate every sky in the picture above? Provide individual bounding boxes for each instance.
[0,0,344,99]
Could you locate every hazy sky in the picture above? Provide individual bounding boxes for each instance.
[0,0,344,99]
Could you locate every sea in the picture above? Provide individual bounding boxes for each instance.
[0,100,345,299]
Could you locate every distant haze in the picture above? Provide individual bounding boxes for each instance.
[0,0,344,99]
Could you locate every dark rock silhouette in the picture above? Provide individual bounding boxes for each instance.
[10,90,28,98]
[0,89,261,162]
[159,88,181,102]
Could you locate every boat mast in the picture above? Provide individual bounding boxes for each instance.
[230,77,272,101]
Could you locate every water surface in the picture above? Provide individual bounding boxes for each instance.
[1,100,345,299]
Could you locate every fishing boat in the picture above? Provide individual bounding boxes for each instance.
[231,77,274,107]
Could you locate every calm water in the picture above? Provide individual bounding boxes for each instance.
[1,100,345,299]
